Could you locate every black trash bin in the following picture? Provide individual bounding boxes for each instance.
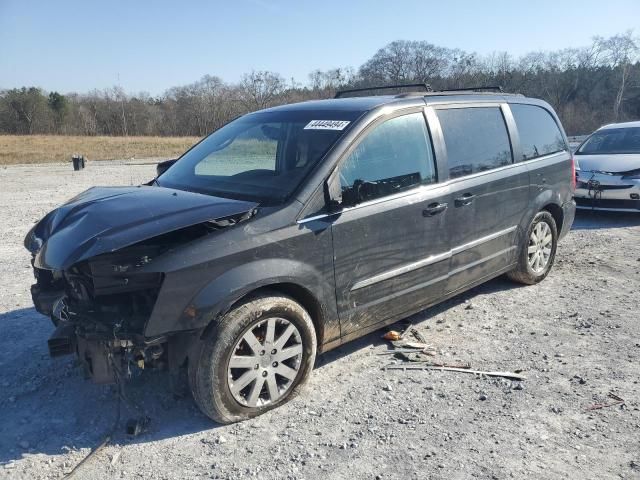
[72,155,85,171]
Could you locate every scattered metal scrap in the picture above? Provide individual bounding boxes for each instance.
[585,392,625,411]
[383,364,527,381]
[381,324,526,381]
[377,348,435,355]
[63,389,121,479]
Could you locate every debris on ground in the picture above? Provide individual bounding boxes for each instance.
[377,347,434,355]
[585,392,625,411]
[383,364,526,381]
[125,416,150,437]
[381,325,525,381]
[110,451,121,466]
[382,330,402,341]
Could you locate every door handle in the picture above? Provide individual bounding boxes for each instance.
[454,193,475,207]
[423,202,448,217]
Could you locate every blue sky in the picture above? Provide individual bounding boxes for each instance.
[0,0,638,95]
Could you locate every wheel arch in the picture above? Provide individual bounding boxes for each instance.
[541,202,564,235]
[527,187,565,237]
[203,282,327,349]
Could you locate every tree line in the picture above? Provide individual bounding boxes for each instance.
[1,32,638,137]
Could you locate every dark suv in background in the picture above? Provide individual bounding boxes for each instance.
[26,85,576,423]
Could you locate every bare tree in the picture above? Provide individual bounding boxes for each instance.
[1,32,640,138]
[595,31,640,120]
[309,67,355,91]
[359,40,452,85]
[238,70,286,111]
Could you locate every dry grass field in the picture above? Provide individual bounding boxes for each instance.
[0,135,201,165]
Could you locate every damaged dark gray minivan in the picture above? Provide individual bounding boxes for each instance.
[26,85,576,423]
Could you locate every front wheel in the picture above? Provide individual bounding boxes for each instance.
[507,211,558,285]
[189,292,317,424]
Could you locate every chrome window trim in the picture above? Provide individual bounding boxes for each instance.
[444,150,567,187]
[518,150,567,165]
[296,183,449,224]
[296,151,566,224]
[349,225,517,292]
[296,107,436,224]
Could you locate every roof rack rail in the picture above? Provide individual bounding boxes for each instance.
[334,83,433,99]
[437,86,503,93]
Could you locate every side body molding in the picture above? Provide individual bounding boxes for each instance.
[350,225,518,292]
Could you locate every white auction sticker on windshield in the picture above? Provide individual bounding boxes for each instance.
[304,120,350,130]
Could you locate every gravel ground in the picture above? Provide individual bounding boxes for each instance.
[0,161,639,480]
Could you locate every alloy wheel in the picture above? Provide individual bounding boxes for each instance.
[527,221,552,274]
[227,317,303,408]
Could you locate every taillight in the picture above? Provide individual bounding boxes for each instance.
[570,156,576,191]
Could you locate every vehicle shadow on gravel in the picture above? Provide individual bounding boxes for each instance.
[0,308,219,465]
[0,276,523,464]
[317,275,524,368]
[572,210,640,230]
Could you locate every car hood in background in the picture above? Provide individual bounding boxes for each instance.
[576,153,640,174]
[26,186,258,270]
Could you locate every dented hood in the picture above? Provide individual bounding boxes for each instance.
[25,186,258,270]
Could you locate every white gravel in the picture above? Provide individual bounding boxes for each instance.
[0,161,639,479]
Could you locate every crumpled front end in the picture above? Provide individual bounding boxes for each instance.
[31,244,168,383]
[26,185,258,384]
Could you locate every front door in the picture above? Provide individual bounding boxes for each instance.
[330,111,450,336]
[432,104,530,294]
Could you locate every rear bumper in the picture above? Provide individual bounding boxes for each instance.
[560,200,576,239]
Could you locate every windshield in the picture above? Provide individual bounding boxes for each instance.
[576,127,640,155]
[157,110,362,204]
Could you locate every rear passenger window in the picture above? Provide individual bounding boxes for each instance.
[510,104,566,161]
[437,107,513,179]
[338,112,436,203]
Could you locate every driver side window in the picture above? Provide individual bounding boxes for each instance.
[338,112,436,204]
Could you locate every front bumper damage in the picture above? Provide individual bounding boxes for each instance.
[46,319,165,384]
[32,256,167,384]
[25,184,259,386]
[575,170,640,212]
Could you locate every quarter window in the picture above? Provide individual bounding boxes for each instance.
[510,104,566,160]
[338,113,436,203]
[437,107,513,179]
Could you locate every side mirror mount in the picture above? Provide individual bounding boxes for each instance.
[324,170,343,213]
[156,159,177,177]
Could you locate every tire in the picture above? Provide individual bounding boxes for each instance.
[507,210,558,285]
[189,291,317,424]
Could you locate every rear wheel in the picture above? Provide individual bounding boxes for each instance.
[189,292,316,424]
[507,211,558,285]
